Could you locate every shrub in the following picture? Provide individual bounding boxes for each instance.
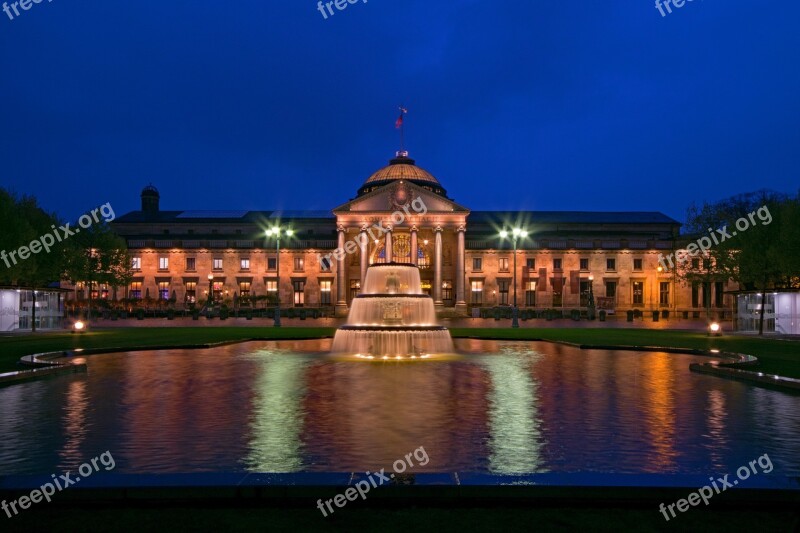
[167,308,175,320]
[135,308,145,320]
[571,309,581,321]
[599,310,606,321]
[220,307,229,320]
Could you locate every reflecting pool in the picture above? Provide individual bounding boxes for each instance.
[1,339,799,477]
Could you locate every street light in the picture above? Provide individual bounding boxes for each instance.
[266,226,294,327]
[588,274,595,318]
[499,227,528,328]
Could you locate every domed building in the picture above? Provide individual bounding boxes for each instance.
[103,152,735,319]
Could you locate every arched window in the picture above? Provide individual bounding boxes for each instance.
[371,234,430,267]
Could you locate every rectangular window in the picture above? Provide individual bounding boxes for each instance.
[498,280,509,305]
[185,282,196,303]
[632,281,644,305]
[267,257,277,271]
[213,258,223,271]
[266,280,278,298]
[579,258,589,271]
[442,280,452,301]
[129,281,142,299]
[212,281,224,302]
[499,258,509,272]
[691,258,700,270]
[633,258,643,271]
[240,258,250,271]
[239,281,251,298]
[692,283,700,308]
[703,282,712,308]
[293,280,305,306]
[158,281,170,300]
[526,258,536,269]
[715,281,724,308]
[660,281,670,306]
[185,257,196,271]
[472,257,482,271]
[525,281,536,306]
[294,257,304,271]
[553,258,562,271]
[606,281,617,299]
[553,286,563,307]
[158,257,169,271]
[704,259,713,270]
[606,258,616,271]
[320,280,332,305]
[131,257,141,270]
[580,280,590,307]
[320,256,332,272]
[471,280,483,305]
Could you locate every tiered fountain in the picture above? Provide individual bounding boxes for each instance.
[330,263,454,359]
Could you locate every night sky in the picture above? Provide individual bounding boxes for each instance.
[1,1,798,224]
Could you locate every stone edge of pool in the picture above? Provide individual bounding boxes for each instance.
[2,337,799,394]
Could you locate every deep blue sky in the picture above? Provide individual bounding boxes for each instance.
[1,1,798,223]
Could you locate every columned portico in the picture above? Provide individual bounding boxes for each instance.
[384,224,393,263]
[331,152,471,315]
[410,226,418,266]
[434,226,443,307]
[335,225,348,316]
[455,224,466,311]
[359,225,369,289]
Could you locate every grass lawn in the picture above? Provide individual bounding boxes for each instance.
[1,326,798,379]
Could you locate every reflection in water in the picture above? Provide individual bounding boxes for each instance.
[0,339,799,476]
[59,380,89,470]
[245,350,308,472]
[640,353,678,471]
[483,347,542,473]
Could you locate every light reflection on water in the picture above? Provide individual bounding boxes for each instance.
[1,339,799,476]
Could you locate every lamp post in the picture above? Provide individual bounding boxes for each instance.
[207,274,214,306]
[266,226,294,327]
[499,227,528,328]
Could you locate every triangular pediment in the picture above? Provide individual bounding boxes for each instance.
[333,181,469,215]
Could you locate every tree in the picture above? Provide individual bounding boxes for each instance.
[64,222,133,318]
[681,190,798,334]
[0,188,63,331]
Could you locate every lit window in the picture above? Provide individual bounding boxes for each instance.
[158,257,169,270]
[499,258,509,272]
[129,282,142,299]
[213,258,223,270]
[320,280,332,305]
[471,280,483,305]
[158,281,170,300]
[131,257,141,270]
[185,282,196,303]
[240,258,250,271]
[473,257,482,271]
[294,257,304,271]
[239,281,251,298]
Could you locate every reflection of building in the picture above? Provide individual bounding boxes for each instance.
[105,151,737,315]
[0,288,65,332]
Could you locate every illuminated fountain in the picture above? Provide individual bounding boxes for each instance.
[330,263,454,359]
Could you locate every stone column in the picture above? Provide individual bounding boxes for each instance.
[384,223,393,263]
[434,226,443,307]
[359,225,369,291]
[410,225,418,266]
[335,224,348,316]
[455,224,467,312]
